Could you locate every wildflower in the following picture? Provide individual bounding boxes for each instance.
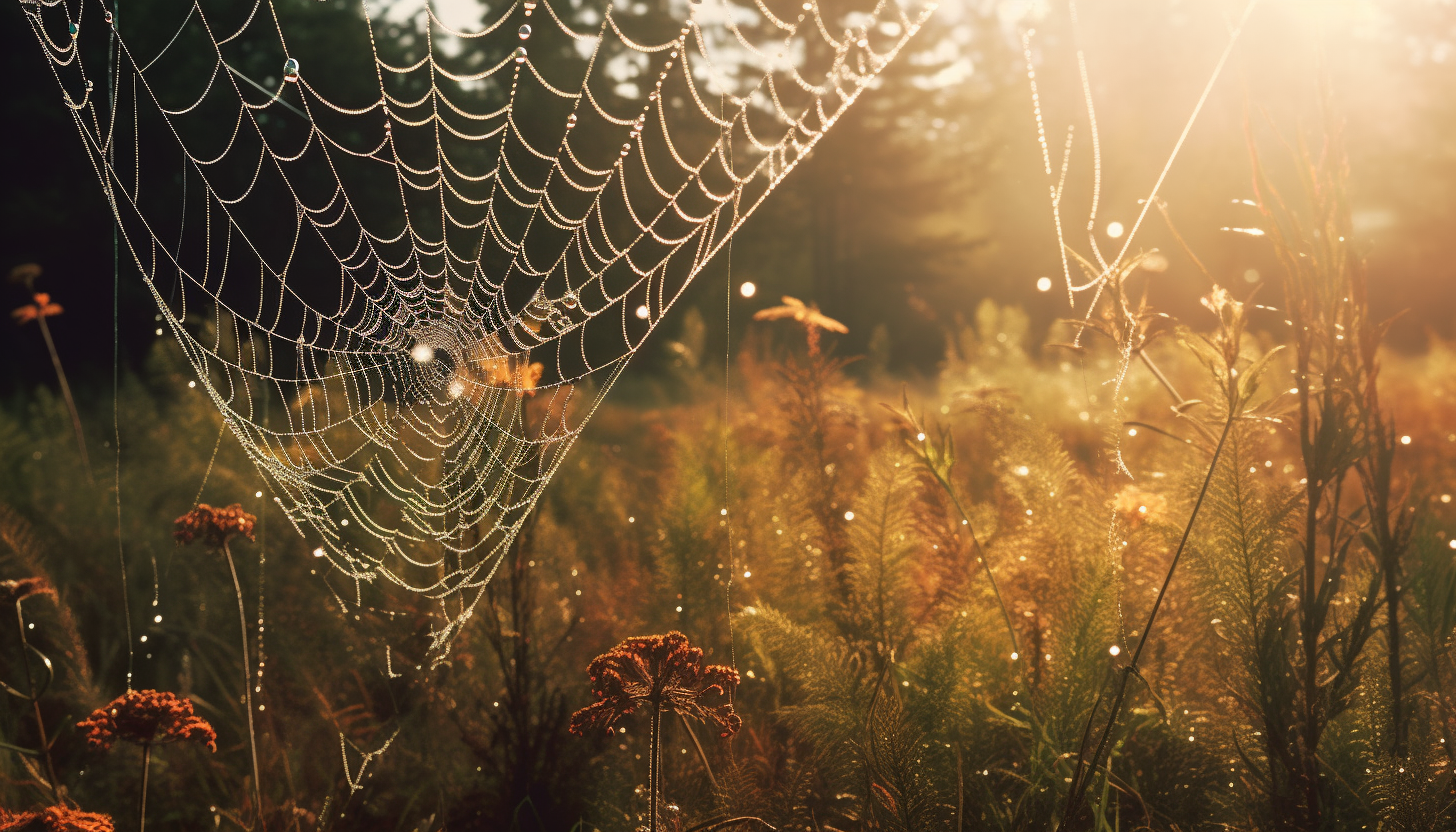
[0,806,115,832]
[571,632,739,832]
[752,296,848,335]
[10,293,64,326]
[77,689,217,753]
[753,296,847,357]
[0,577,56,605]
[1114,485,1167,530]
[7,276,89,478]
[172,501,265,817]
[173,503,256,548]
[570,631,741,738]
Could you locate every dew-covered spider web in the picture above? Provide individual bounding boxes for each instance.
[21,0,930,653]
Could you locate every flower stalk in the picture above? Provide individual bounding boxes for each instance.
[8,270,91,481]
[570,632,741,832]
[173,503,264,822]
[78,688,216,832]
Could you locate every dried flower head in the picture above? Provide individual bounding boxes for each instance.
[0,577,56,605]
[0,806,115,832]
[11,293,64,326]
[570,631,741,738]
[173,503,256,548]
[77,689,217,752]
[1114,485,1167,530]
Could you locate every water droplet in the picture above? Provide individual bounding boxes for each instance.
[621,142,631,156]
[524,0,537,8]
[518,24,531,39]
[514,46,527,63]
[283,57,300,81]
[105,11,113,24]
[560,290,578,309]
[566,113,577,129]
[68,22,78,37]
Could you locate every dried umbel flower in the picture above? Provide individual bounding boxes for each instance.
[0,806,115,832]
[570,631,741,738]
[173,503,256,548]
[0,577,56,605]
[77,689,217,753]
[1114,485,1167,530]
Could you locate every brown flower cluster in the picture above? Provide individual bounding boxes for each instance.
[77,690,217,752]
[570,631,741,738]
[0,807,114,832]
[0,577,55,605]
[173,503,256,547]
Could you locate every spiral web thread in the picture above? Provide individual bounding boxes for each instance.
[22,0,931,653]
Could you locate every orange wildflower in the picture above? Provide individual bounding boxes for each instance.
[10,293,64,326]
[570,631,741,738]
[77,689,217,753]
[173,503,256,548]
[0,806,114,832]
[752,296,848,334]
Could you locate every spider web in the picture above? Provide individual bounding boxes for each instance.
[21,0,931,653]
